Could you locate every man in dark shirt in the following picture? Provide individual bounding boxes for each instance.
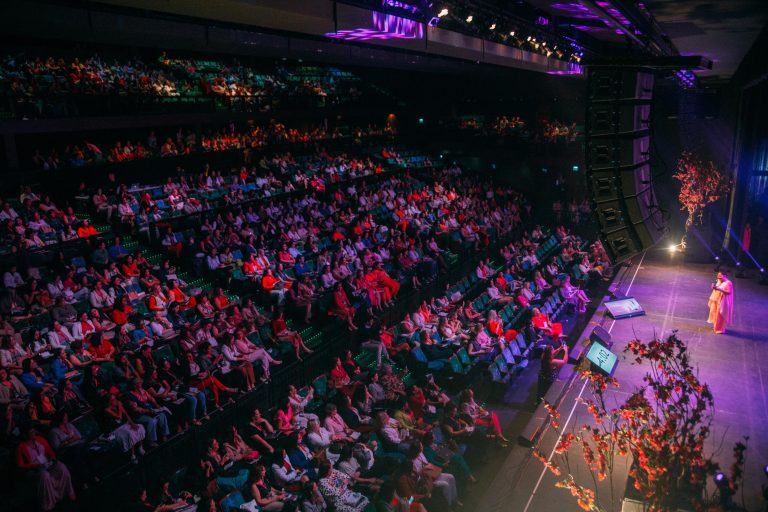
[51,297,78,327]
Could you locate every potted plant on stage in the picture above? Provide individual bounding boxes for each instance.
[673,151,730,251]
[532,332,747,511]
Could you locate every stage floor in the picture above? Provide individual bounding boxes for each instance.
[476,254,768,512]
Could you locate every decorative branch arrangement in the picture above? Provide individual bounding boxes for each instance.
[673,151,731,248]
[533,332,747,511]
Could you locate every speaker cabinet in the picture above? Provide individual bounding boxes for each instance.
[587,103,651,136]
[586,68,665,263]
[587,135,650,170]
[588,69,654,101]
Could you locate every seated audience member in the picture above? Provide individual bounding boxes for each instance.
[15,427,77,511]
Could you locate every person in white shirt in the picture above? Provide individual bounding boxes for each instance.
[0,203,18,222]
[306,420,333,451]
[320,266,336,290]
[375,411,411,453]
[150,312,176,339]
[271,449,310,487]
[89,281,115,309]
[47,321,74,349]
[487,282,513,304]
[522,249,540,267]
[3,266,24,289]
[207,250,221,271]
[71,314,96,340]
[322,404,357,443]
[287,385,319,428]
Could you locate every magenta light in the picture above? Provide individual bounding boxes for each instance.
[326,10,424,41]
[573,25,608,32]
[382,0,419,14]
[325,29,418,40]
[373,11,424,37]
[550,2,591,12]
[546,69,583,75]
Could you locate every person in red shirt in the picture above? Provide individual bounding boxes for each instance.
[261,269,286,306]
[213,288,231,311]
[531,307,563,340]
[373,263,400,300]
[487,310,504,337]
[271,310,313,361]
[110,296,133,326]
[407,385,427,422]
[329,283,357,331]
[168,280,196,310]
[243,253,264,278]
[121,256,140,278]
[76,219,98,238]
[329,357,360,395]
[16,428,76,511]
[379,325,410,360]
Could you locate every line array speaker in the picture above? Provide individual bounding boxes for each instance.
[585,68,666,263]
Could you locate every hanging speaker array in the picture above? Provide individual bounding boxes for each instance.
[585,68,666,263]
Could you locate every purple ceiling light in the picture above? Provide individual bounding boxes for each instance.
[572,25,609,32]
[546,68,584,75]
[551,3,589,11]
[325,10,424,40]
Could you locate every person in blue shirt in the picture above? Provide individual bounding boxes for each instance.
[286,432,318,480]
[108,236,130,261]
[50,348,82,386]
[20,358,55,393]
[293,255,311,278]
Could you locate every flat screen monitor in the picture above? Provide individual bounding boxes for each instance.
[585,341,619,376]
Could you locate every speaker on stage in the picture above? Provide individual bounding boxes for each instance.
[590,325,612,347]
[585,67,666,263]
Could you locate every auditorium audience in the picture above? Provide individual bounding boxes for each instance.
[0,129,604,512]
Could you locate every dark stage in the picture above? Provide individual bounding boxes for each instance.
[477,253,768,512]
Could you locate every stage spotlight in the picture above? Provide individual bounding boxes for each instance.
[510,30,515,36]
[736,262,741,267]
[466,15,473,22]
[668,244,677,253]
[764,463,768,475]
[714,256,720,261]
[526,36,531,41]
[714,471,732,507]
[437,8,448,17]
[489,23,496,30]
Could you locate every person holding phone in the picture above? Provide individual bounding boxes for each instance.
[538,338,569,398]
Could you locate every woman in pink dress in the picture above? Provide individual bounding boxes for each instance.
[707,271,734,334]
